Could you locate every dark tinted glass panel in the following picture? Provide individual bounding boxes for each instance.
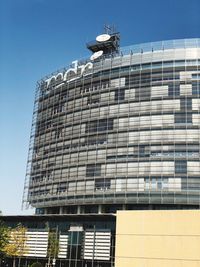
[175,113,192,123]
[86,119,113,133]
[86,164,101,177]
[95,179,111,190]
[168,83,180,96]
[192,82,200,95]
[175,160,187,174]
[115,89,125,101]
[180,98,192,111]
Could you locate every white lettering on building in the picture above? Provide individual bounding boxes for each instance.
[45,60,93,88]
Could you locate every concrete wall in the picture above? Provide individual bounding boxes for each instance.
[115,210,200,267]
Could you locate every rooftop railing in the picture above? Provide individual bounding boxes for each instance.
[121,38,200,54]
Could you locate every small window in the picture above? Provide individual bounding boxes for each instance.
[175,160,187,174]
[55,128,63,138]
[87,135,107,145]
[168,83,180,96]
[86,164,101,177]
[57,183,68,193]
[192,81,200,95]
[180,98,192,111]
[139,145,146,157]
[86,119,113,133]
[115,89,125,101]
[151,178,157,189]
[144,177,168,190]
[175,113,192,124]
[87,95,100,105]
[95,178,110,191]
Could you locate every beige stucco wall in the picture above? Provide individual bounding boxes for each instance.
[115,210,200,267]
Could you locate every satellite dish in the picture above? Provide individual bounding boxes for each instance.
[96,34,111,42]
[90,50,103,61]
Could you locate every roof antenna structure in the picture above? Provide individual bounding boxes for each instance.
[87,24,120,60]
[104,24,117,35]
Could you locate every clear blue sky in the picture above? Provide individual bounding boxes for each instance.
[0,0,200,215]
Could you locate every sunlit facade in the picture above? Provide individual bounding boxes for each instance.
[23,37,200,214]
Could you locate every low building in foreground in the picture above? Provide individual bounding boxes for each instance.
[2,210,200,267]
[2,214,115,267]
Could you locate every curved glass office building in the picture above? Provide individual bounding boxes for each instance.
[24,35,200,214]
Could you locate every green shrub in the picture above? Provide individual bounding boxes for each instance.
[30,262,43,267]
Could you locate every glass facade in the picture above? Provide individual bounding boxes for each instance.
[24,38,200,213]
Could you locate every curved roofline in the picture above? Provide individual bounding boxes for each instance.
[121,38,200,54]
[39,38,200,83]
